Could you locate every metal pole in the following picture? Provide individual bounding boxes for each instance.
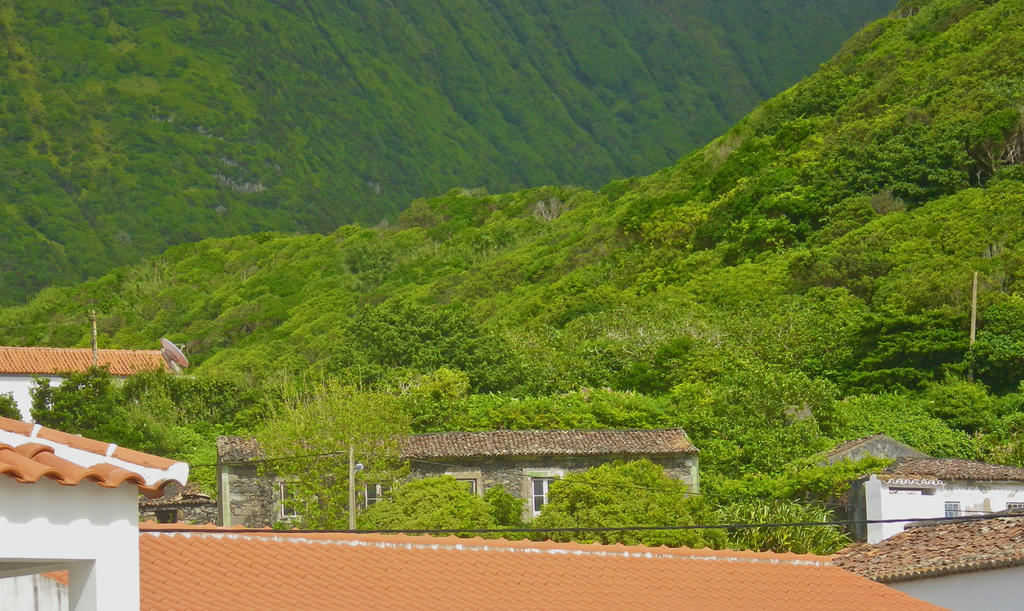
[968,271,978,383]
[348,443,356,530]
[90,310,98,366]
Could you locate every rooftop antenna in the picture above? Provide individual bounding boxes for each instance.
[160,337,190,373]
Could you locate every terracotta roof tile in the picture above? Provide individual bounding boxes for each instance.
[882,457,1024,481]
[0,346,169,376]
[0,415,187,497]
[36,427,113,456]
[138,525,934,610]
[113,445,178,470]
[835,514,1024,583]
[0,441,155,489]
[402,428,698,459]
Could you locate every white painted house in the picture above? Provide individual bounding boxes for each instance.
[851,457,1024,543]
[0,346,172,421]
[0,416,188,611]
[836,513,1024,611]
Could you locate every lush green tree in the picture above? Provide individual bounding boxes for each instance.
[718,499,850,554]
[0,393,21,420]
[484,485,526,528]
[259,380,411,528]
[709,457,891,504]
[358,476,497,533]
[974,296,1024,394]
[828,393,977,459]
[27,366,209,460]
[530,460,726,549]
[30,367,119,435]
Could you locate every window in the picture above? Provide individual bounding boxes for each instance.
[944,501,961,518]
[365,483,391,507]
[532,478,554,517]
[1007,502,1024,512]
[279,482,300,519]
[155,508,178,524]
[455,478,478,495]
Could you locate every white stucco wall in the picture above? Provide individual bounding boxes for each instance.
[0,573,69,610]
[891,565,1024,610]
[0,374,62,421]
[0,477,140,611]
[865,475,1024,543]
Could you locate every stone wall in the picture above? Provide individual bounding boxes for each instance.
[219,453,698,526]
[219,463,279,527]
[410,453,698,520]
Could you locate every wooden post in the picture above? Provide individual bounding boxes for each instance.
[968,271,978,382]
[90,310,98,367]
[348,443,356,531]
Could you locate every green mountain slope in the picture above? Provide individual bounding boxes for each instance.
[5,0,1023,479]
[0,0,891,303]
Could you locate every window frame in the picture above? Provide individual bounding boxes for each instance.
[531,477,555,517]
[364,482,391,508]
[455,478,478,495]
[944,500,961,518]
[279,481,301,520]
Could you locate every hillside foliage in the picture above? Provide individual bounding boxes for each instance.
[4,0,1024,551]
[0,0,890,303]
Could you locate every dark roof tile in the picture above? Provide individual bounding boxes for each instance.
[402,428,698,459]
[835,514,1024,582]
[882,458,1024,482]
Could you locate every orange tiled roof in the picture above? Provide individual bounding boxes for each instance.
[139,525,936,610]
[835,514,1024,583]
[0,346,169,376]
[0,416,185,497]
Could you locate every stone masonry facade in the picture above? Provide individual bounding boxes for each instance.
[217,429,699,527]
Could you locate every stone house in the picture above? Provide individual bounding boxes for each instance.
[822,434,927,466]
[138,482,217,525]
[217,428,699,527]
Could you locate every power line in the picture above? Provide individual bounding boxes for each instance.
[140,512,1014,536]
[200,447,984,509]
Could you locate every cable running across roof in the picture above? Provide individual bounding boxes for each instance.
[141,512,1016,536]
[200,447,1000,507]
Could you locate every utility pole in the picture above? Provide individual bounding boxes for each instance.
[90,310,98,367]
[348,443,356,531]
[968,271,978,383]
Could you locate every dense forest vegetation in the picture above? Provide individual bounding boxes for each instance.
[6,0,1024,550]
[0,0,891,304]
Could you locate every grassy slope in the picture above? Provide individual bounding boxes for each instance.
[0,0,891,303]
[7,0,1024,479]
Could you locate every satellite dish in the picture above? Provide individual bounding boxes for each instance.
[160,338,189,369]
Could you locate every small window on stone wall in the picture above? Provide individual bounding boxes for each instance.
[279,482,300,519]
[365,483,391,508]
[532,478,554,517]
[455,478,478,495]
[155,508,178,524]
